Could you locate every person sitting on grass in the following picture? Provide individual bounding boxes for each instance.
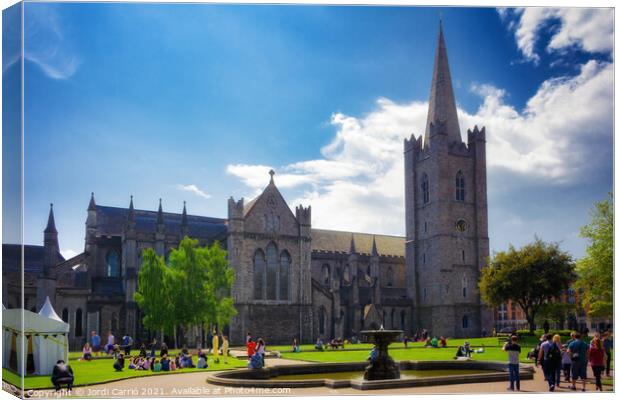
[292,338,300,353]
[403,336,409,348]
[424,337,433,347]
[170,358,177,371]
[140,357,150,371]
[113,354,125,371]
[128,357,137,370]
[197,353,208,369]
[153,358,162,372]
[161,355,170,372]
[81,342,92,361]
[315,337,325,351]
[160,342,168,357]
[439,337,447,348]
[454,342,473,359]
[51,360,74,392]
[430,336,439,348]
[150,357,156,371]
[182,352,195,368]
[139,343,147,358]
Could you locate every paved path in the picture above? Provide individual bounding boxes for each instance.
[31,359,612,398]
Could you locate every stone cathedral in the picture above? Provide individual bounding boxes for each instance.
[3,24,492,349]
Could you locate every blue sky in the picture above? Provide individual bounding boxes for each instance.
[4,3,614,260]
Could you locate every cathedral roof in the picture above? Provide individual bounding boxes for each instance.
[311,229,404,257]
[424,21,462,147]
[2,244,65,274]
[94,205,227,240]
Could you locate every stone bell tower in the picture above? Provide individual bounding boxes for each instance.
[404,22,490,337]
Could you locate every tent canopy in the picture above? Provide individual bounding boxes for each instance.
[3,309,69,334]
[38,297,64,323]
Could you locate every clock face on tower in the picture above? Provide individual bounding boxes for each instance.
[456,219,467,232]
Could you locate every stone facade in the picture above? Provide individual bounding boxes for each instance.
[3,23,494,349]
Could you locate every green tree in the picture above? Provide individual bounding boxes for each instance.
[535,302,576,330]
[576,194,613,318]
[135,237,237,346]
[203,241,237,329]
[479,238,577,333]
[134,248,175,336]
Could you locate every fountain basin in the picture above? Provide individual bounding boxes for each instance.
[206,360,535,390]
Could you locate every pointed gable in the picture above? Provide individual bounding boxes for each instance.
[242,170,298,236]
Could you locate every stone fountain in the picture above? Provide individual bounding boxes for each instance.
[360,326,402,380]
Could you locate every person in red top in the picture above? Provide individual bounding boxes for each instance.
[588,333,607,391]
[247,340,256,360]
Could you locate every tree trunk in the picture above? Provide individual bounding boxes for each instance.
[173,325,178,349]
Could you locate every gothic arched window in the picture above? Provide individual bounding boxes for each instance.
[400,310,406,330]
[462,315,469,329]
[106,251,120,277]
[266,243,278,300]
[254,244,291,301]
[253,249,266,300]
[387,267,394,287]
[421,174,430,204]
[322,264,330,286]
[279,251,290,301]
[319,307,326,335]
[455,171,465,201]
[390,309,395,329]
[343,265,351,284]
[462,275,468,298]
[61,308,69,323]
[75,308,83,337]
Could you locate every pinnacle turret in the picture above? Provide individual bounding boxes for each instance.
[424,21,462,147]
[127,195,135,222]
[157,198,164,225]
[181,201,188,226]
[88,192,96,211]
[371,235,378,256]
[45,203,57,234]
[349,234,357,254]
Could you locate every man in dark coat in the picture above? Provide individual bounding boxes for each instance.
[51,360,74,391]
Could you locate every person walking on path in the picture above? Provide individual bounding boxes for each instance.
[222,335,229,364]
[561,344,572,382]
[568,332,589,392]
[589,333,607,391]
[212,331,220,364]
[602,331,613,377]
[552,335,563,387]
[256,338,266,367]
[90,331,101,357]
[538,333,561,391]
[503,335,521,391]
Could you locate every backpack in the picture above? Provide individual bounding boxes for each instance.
[547,343,561,364]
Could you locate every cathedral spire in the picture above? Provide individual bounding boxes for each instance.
[127,195,135,222]
[371,235,378,256]
[424,20,462,147]
[88,192,96,211]
[45,203,57,234]
[181,201,188,226]
[157,198,164,225]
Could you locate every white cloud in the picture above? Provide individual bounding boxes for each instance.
[24,5,81,79]
[226,60,612,236]
[61,249,79,260]
[176,184,212,200]
[502,8,613,63]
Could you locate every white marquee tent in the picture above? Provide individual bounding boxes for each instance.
[2,297,69,375]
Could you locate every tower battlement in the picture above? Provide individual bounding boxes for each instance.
[295,204,311,226]
[227,197,244,219]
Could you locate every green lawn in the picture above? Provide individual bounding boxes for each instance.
[279,345,534,364]
[2,355,245,390]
